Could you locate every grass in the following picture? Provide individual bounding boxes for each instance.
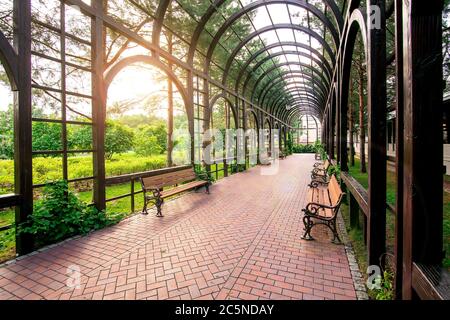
[341,157,450,298]
[0,158,232,264]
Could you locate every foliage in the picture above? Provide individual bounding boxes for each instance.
[327,163,341,181]
[313,141,327,160]
[105,121,134,160]
[194,165,215,183]
[0,153,167,195]
[32,121,62,152]
[286,132,294,155]
[370,270,395,300]
[19,180,120,248]
[133,124,167,156]
[0,105,14,159]
[292,144,316,153]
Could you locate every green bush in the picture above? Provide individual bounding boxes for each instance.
[0,153,168,194]
[292,144,316,153]
[19,180,121,248]
[370,270,394,300]
[313,141,327,160]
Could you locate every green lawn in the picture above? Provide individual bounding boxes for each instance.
[0,159,231,264]
[342,158,450,275]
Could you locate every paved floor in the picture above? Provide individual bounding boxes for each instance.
[0,154,356,300]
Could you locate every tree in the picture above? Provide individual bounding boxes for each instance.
[104,121,134,160]
[0,105,14,159]
[134,124,168,157]
[69,120,134,160]
[32,121,62,153]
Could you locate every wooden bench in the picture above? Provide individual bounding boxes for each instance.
[311,159,330,182]
[301,175,345,244]
[140,168,211,217]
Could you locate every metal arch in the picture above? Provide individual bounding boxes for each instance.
[267,87,325,115]
[276,87,325,106]
[204,0,340,64]
[324,7,368,114]
[269,90,323,119]
[241,50,332,98]
[207,23,335,77]
[286,106,323,124]
[248,61,330,104]
[229,41,333,92]
[260,76,327,108]
[267,81,327,105]
[284,109,322,127]
[272,96,323,120]
[187,0,343,65]
[260,78,327,112]
[246,109,260,131]
[0,31,18,90]
[207,92,239,129]
[258,71,328,107]
[270,91,323,115]
[151,0,171,52]
[205,92,239,128]
[274,90,324,110]
[248,62,330,105]
[335,7,368,151]
[104,55,192,124]
[264,117,272,130]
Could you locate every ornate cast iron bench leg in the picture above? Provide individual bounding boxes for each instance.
[155,197,164,217]
[301,211,314,241]
[328,218,342,245]
[142,199,148,215]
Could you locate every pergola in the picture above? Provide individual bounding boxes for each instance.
[0,0,447,300]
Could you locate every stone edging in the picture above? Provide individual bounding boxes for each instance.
[337,211,369,300]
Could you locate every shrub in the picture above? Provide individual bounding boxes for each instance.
[327,163,341,181]
[292,144,316,153]
[19,180,120,248]
[370,270,394,300]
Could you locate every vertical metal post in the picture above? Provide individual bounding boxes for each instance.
[401,0,444,299]
[92,0,106,211]
[367,0,387,266]
[349,193,360,229]
[13,0,33,255]
[393,0,404,300]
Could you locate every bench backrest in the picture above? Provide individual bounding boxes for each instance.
[323,160,330,170]
[141,168,196,190]
[329,175,344,207]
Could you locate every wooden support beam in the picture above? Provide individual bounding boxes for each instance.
[92,0,106,211]
[394,0,404,300]
[401,0,444,299]
[13,0,33,255]
[367,0,387,267]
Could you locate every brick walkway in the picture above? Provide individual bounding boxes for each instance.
[0,154,357,300]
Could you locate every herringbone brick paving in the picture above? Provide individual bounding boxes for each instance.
[0,154,356,300]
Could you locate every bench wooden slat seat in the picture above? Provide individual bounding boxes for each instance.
[140,167,211,217]
[301,175,345,244]
[311,159,330,182]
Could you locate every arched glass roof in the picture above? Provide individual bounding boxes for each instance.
[142,0,344,122]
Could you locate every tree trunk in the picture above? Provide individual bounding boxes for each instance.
[349,86,355,167]
[358,58,367,173]
[167,32,174,167]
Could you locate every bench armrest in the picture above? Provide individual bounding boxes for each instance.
[313,162,324,168]
[308,180,329,188]
[305,202,336,213]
